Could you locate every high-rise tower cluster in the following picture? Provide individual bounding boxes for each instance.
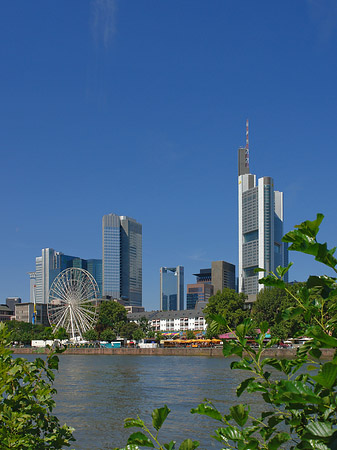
[30,214,143,308]
[238,121,288,299]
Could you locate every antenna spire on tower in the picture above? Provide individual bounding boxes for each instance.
[246,118,249,150]
[245,119,249,169]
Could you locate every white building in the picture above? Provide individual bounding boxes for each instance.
[128,302,207,333]
[238,122,288,298]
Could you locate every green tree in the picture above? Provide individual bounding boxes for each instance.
[185,330,195,340]
[138,316,151,335]
[204,288,248,336]
[0,322,74,449]
[251,283,307,339]
[54,327,69,341]
[133,328,145,342]
[120,321,140,340]
[82,328,98,341]
[100,328,116,342]
[155,331,163,343]
[96,300,127,334]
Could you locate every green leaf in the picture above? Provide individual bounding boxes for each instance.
[164,441,176,450]
[267,432,290,450]
[259,321,269,334]
[124,418,145,428]
[275,262,293,278]
[329,430,337,450]
[191,403,223,421]
[127,432,155,447]
[276,380,323,404]
[259,276,285,288]
[309,348,322,359]
[231,360,253,371]
[235,324,245,339]
[215,426,243,441]
[236,378,255,397]
[305,421,334,438]
[306,327,337,348]
[311,362,337,389]
[178,439,199,450]
[294,214,324,239]
[208,314,228,329]
[229,404,249,427]
[152,405,170,431]
[222,342,243,357]
[280,306,303,321]
[307,275,336,299]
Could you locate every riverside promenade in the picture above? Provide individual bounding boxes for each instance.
[11,346,335,357]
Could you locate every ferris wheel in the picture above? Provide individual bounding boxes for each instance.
[48,267,99,340]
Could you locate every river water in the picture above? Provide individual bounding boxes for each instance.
[22,354,262,449]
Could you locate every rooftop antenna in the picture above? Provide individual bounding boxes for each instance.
[245,119,249,168]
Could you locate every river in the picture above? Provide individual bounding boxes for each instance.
[22,354,261,449]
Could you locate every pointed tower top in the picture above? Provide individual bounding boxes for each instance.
[246,119,249,150]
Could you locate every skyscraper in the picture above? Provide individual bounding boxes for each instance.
[160,266,184,311]
[102,214,142,306]
[31,249,102,304]
[238,121,288,298]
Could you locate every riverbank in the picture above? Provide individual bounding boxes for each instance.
[11,346,335,357]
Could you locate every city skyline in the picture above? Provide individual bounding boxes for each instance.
[1,1,337,311]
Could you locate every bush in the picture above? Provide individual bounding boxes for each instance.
[0,323,74,449]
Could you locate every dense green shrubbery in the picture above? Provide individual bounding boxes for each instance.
[0,323,74,449]
[118,214,337,450]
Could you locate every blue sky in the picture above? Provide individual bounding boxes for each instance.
[1,0,337,311]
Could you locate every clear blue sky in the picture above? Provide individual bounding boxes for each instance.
[1,0,337,311]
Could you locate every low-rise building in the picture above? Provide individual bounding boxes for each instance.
[0,305,13,322]
[15,303,49,326]
[128,302,207,333]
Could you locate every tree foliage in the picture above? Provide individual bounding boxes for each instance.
[203,288,248,335]
[0,323,74,449]
[251,283,308,339]
[100,328,117,342]
[5,321,55,345]
[120,321,141,340]
[83,328,99,341]
[117,214,337,450]
[96,300,128,334]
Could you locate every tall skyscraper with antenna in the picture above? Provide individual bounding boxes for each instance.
[238,121,288,300]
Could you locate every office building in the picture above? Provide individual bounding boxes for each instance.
[211,261,236,293]
[186,283,214,310]
[193,268,212,284]
[31,249,102,304]
[6,297,21,313]
[186,262,234,309]
[15,302,49,326]
[160,266,184,311]
[102,214,142,306]
[238,122,288,298]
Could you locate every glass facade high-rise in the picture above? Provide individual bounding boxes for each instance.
[238,129,288,298]
[31,249,102,304]
[160,266,184,311]
[102,214,142,306]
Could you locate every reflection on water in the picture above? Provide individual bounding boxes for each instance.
[18,354,260,450]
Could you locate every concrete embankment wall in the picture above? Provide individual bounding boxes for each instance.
[11,347,335,357]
